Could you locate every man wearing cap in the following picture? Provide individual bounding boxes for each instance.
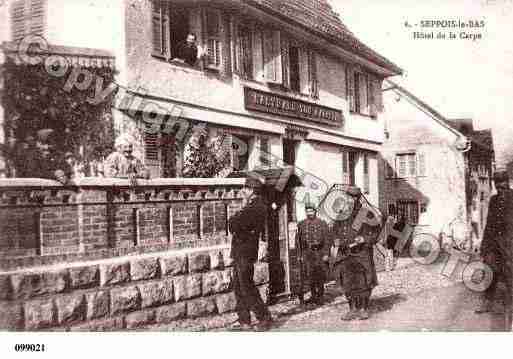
[296,202,331,306]
[476,171,513,330]
[332,188,381,321]
[228,188,273,331]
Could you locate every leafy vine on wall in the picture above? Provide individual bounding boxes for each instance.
[0,57,116,178]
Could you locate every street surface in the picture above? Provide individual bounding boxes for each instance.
[144,255,512,332]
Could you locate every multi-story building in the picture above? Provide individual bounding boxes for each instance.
[380,80,495,251]
[1,0,402,296]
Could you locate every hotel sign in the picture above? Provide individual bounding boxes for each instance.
[244,87,343,127]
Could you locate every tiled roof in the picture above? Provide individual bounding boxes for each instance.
[244,0,402,75]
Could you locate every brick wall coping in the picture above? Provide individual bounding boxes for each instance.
[0,177,248,189]
[0,244,230,276]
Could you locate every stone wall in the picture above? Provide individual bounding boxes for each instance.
[0,177,269,331]
[0,246,269,331]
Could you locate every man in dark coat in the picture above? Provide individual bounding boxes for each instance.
[475,171,512,330]
[229,189,273,330]
[176,33,199,67]
[296,202,331,306]
[332,188,381,321]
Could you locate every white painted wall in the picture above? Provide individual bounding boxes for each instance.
[46,0,126,84]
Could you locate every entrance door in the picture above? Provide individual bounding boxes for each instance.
[266,191,286,300]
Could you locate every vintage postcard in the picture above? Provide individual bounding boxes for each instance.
[0,0,512,355]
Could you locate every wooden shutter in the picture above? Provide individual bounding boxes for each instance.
[263,30,282,84]
[397,155,407,178]
[346,65,356,112]
[11,0,26,42]
[252,28,264,81]
[299,48,309,95]
[417,152,426,177]
[144,124,161,177]
[342,151,349,185]
[204,9,221,69]
[152,0,170,58]
[368,75,377,118]
[308,50,319,99]
[219,12,232,77]
[281,35,290,88]
[29,0,45,36]
[375,78,384,112]
[363,153,370,194]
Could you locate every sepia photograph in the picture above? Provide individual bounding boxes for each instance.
[0,0,512,355]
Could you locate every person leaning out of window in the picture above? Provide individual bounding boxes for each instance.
[172,33,206,67]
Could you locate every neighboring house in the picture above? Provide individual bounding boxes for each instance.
[380,80,495,250]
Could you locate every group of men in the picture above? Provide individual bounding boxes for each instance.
[228,185,382,330]
[228,172,513,331]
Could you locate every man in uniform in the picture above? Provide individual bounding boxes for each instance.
[296,202,331,306]
[332,187,381,321]
[475,171,512,331]
[229,188,273,331]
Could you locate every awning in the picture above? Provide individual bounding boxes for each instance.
[228,166,304,192]
[1,41,115,69]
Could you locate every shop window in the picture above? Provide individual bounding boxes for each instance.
[10,0,46,42]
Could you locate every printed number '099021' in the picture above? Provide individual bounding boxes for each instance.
[14,344,45,352]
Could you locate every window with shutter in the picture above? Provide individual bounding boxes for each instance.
[144,125,161,177]
[236,24,253,79]
[342,151,356,185]
[359,73,369,115]
[252,28,264,81]
[397,154,407,178]
[30,0,45,36]
[299,48,309,95]
[342,151,349,185]
[205,9,222,70]
[368,75,377,118]
[151,0,170,59]
[263,30,282,84]
[363,153,370,194]
[10,0,46,42]
[280,35,290,89]
[354,72,362,113]
[346,65,356,112]
[417,153,426,177]
[308,50,319,99]
[289,46,300,92]
[408,154,417,176]
[11,1,26,42]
